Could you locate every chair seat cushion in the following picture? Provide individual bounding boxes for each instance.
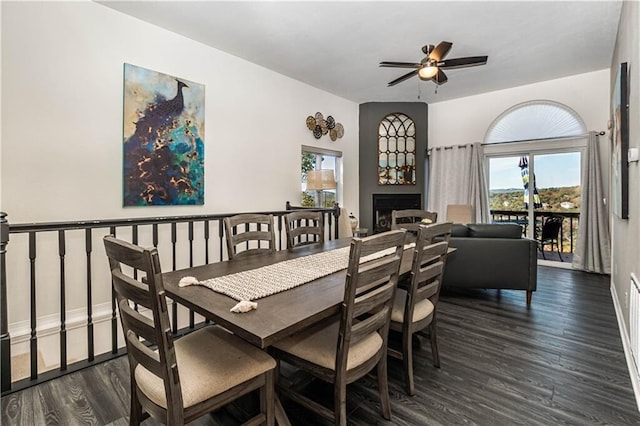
[390,289,434,323]
[135,325,276,409]
[272,320,383,371]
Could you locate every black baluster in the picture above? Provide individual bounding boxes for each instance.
[570,217,575,254]
[29,232,37,380]
[203,221,211,324]
[171,223,177,334]
[1,212,12,392]
[110,226,118,354]
[132,225,139,280]
[219,220,224,261]
[332,204,339,239]
[204,220,210,264]
[85,229,94,362]
[171,223,177,270]
[58,230,67,371]
[152,224,158,248]
[277,215,283,250]
[188,221,194,329]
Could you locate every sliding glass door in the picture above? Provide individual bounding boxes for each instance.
[488,149,582,263]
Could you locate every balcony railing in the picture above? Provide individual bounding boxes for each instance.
[490,209,580,255]
[0,204,341,396]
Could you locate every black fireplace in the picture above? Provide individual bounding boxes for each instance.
[372,193,421,234]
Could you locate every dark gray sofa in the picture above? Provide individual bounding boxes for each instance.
[443,223,537,305]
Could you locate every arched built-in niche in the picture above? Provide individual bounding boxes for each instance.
[378,112,416,185]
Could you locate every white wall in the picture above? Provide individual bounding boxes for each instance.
[0,1,359,363]
[1,1,359,223]
[429,70,610,148]
[610,0,640,340]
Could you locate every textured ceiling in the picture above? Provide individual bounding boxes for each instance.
[99,1,622,104]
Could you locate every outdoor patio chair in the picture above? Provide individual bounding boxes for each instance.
[538,216,563,261]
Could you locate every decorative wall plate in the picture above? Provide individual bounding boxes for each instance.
[306,112,344,141]
[306,115,316,130]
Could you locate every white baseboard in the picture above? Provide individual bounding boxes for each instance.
[7,299,203,368]
[611,283,640,411]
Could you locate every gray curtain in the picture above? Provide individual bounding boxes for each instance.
[427,142,490,223]
[572,131,611,273]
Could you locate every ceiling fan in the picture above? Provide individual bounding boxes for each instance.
[380,41,488,86]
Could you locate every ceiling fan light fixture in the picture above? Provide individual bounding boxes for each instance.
[418,65,438,79]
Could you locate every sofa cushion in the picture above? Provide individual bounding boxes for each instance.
[451,224,470,237]
[467,224,522,239]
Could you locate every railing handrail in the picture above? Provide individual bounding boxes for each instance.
[8,204,341,234]
[489,209,580,218]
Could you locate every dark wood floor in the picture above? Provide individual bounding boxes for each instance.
[2,266,638,425]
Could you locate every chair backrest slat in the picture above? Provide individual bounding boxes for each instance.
[285,211,324,249]
[224,214,276,259]
[351,308,389,342]
[391,209,438,233]
[126,330,164,377]
[111,271,153,309]
[118,300,158,342]
[337,230,406,370]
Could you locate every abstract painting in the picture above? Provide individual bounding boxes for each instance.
[123,64,204,206]
[611,62,628,219]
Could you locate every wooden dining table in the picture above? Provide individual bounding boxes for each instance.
[163,238,414,349]
[162,237,430,424]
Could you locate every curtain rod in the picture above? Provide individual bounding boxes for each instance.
[480,131,605,146]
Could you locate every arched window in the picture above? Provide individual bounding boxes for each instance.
[484,100,587,144]
[378,113,416,185]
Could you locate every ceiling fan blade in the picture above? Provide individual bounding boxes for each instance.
[379,61,421,68]
[432,69,448,85]
[428,41,453,62]
[438,56,488,69]
[421,44,435,55]
[387,70,419,86]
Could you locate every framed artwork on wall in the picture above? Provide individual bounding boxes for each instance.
[123,63,205,206]
[611,62,629,219]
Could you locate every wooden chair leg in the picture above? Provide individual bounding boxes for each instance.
[402,329,415,396]
[376,356,392,421]
[429,321,440,369]
[262,370,275,426]
[129,387,143,426]
[334,382,348,426]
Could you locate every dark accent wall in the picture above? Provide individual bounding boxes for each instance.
[358,102,428,232]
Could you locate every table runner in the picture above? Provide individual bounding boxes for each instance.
[182,243,414,302]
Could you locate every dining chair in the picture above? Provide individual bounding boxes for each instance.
[446,204,473,224]
[284,210,324,249]
[224,213,276,260]
[103,235,276,425]
[270,229,407,425]
[391,209,438,233]
[388,222,452,396]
